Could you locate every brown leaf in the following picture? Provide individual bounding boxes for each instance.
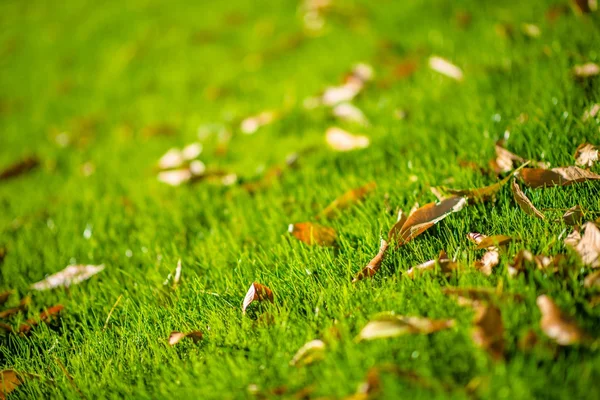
[357,313,454,341]
[0,297,30,319]
[31,264,105,291]
[573,62,600,78]
[289,339,326,367]
[537,295,585,345]
[18,304,64,334]
[563,205,585,226]
[389,197,467,247]
[574,143,598,167]
[242,282,274,313]
[168,331,203,346]
[288,222,336,246]
[510,179,545,219]
[474,235,513,249]
[443,174,512,204]
[567,222,600,267]
[405,250,459,278]
[325,127,370,151]
[489,140,548,175]
[584,270,600,288]
[0,156,40,181]
[472,304,505,360]
[318,182,376,219]
[353,239,389,282]
[0,291,13,307]
[428,56,463,81]
[0,370,27,399]
[467,232,501,275]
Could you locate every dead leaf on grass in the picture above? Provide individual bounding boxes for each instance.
[511,179,545,219]
[537,295,586,345]
[443,287,523,304]
[353,239,388,282]
[472,304,505,360]
[31,264,105,291]
[240,111,278,134]
[565,222,600,267]
[326,127,370,151]
[318,182,376,219]
[519,166,600,188]
[332,103,369,126]
[467,233,502,275]
[18,304,64,335]
[357,313,454,341]
[428,56,464,81]
[289,339,326,367]
[584,270,600,288]
[574,143,598,167]
[0,156,40,181]
[489,140,548,175]
[0,297,30,319]
[405,250,459,278]
[562,205,585,226]
[442,174,513,204]
[0,370,28,399]
[474,235,513,249]
[573,62,600,78]
[158,143,203,170]
[168,331,203,346]
[288,222,337,246]
[242,282,274,314]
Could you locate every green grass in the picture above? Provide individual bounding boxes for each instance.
[1,0,600,398]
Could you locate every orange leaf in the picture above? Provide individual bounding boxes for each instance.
[510,179,545,219]
[0,370,27,399]
[352,239,389,282]
[18,304,64,334]
[405,250,459,278]
[288,222,336,246]
[242,283,274,314]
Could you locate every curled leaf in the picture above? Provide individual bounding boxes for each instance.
[353,239,388,282]
[18,304,64,334]
[537,295,585,345]
[288,222,336,246]
[357,314,454,341]
[0,156,40,181]
[510,179,545,219]
[168,331,203,346]
[428,56,463,81]
[405,250,459,278]
[574,143,598,168]
[472,304,505,360]
[242,282,274,313]
[289,339,326,367]
[519,166,600,188]
[325,127,370,151]
[318,182,376,219]
[31,264,105,291]
[566,222,600,267]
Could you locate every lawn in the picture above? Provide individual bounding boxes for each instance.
[1,0,600,398]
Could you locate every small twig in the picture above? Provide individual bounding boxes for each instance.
[55,357,84,398]
[102,294,123,331]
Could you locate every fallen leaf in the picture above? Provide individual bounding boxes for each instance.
[443,287,523,304]
[325,127,370,151]
[157,169,192,186]
[474,235,513,249]
[289,339,326,367]
[168,331,203,346]
[566,222,600,267]
[442,174,512,204]
[428,56,464,81]
[564,227,581,247]
[582,104,600,122]
[0,370,27,399]
[405,250,459,278]
[242,282,274,313]
[0,156,40,181]
[510,179,545,219]
[584,270,600,288]
[519,167,600,188]
[537,295,585,345]
[240,111,278,134]
[467,233,501,275]
[574,143,598,167]
[573,62,600,78]
[31,264,105,291]
[472,304,505,360]
[18,304,64,334]
[353,239,389,282]
[288,222,336,246]
[0,291,13,306]
[332,103,369,126]
[357,314,454,341]
[321,81,363,106]
[489,140,548,175]
[0,297,30,319]
[318,182,376,219]
[562,205,585,226]
[389,197,467,247]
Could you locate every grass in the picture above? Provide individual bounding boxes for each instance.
[1,0,599,398]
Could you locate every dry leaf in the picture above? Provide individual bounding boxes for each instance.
[428,56,463,81]
[157,169,192,186]
[472,304,505,360]
[240,111,278,134]
[242,282,274,313]
[564,228,581,247]
[0,370,27,399]
[489,140,548,175]
[389,197,467,247]
[567,222,600,267]
[562,205,585,226]
[332,103,369,126]
[510,179,545,219]
[325,127,370,151]
[288,222,337,246]
[321,81,363,106]
[0,297,30,319]
[0,291,13,307]
[582,104,600,122]
[168,331,203,346]
[0,156,40,181]
[289,339,326,367]
[353,239,389,282]
[537,295,585,345]
[467,233,501,275]
[574,143,598,167]
[584,270,600,288]
[319,182,376,219]
[573,62,600,78]
[357,314,454,341]
[405,250,459,278]
[157,143,202,170]
[474,235,512,249]
[18,304,64,334]
[442,174,512,204]
[31,264,105,291]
